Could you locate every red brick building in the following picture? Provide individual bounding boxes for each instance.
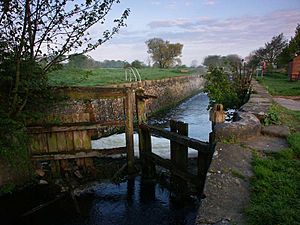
[288,55,300,81]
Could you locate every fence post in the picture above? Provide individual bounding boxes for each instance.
[136,88,155,177]
[209,104,225,130]
[125,87,135,174]
[197,104,224,195]
[170,120,188,194]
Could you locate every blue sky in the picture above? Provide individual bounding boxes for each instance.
[88,0,300,66]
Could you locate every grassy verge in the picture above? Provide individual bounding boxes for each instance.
[247,102,300,223]
[256,72,300,96]
[47,68,196,86]
[246,132,300,225]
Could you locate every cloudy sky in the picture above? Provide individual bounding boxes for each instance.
[88,0,300,66]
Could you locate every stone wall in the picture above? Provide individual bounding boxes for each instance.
[49,76,205,136]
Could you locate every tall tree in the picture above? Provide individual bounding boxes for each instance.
[0,0,129,116]
[203,55,224,67]
[145,38,183,68]
[264,33,287,66]
[278,24,300,67]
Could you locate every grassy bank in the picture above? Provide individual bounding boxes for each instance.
[47,68,196,86]
[247,73,300,224]
[247,132,300,225]
[257,72,300,96]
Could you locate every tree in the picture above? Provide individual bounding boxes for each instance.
[190,59,198,68]
[131,60,144,69]
[68,54,96,69]
[0,0,129,117]
[203,55,225,67]
[225,54,242,67]
[264,33,287,66]
[278,24,300,67]
[145,38,183,68]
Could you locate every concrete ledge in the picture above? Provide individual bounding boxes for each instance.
[214,112,261,141]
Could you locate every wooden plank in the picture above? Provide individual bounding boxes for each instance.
[47,133,58,152]
[31,147,127,160]
[73,131,83,150]
[140,124,210,153]
[27,121,124,133]
[146,152,200,187]
[56,132,67,152]
[125,88,135,174]
[40,134,49,153]
[65,131,74,151]
[81,130,92,150]
[29,135,41,154]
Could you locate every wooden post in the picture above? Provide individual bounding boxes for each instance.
[209,104,225,130]
[125,87,135,174]
[136,88,155,177]
[170,120,188,194]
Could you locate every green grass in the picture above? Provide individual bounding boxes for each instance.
[257,72,300,96]
[263,103,300,132]
[246,132,300,225]
[47,68,195,86]
[247,93,300,225]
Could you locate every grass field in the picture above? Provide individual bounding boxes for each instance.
[47,68,196,86]
[256,72,300,96]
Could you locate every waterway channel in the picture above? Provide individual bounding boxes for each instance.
[1,92,211,225]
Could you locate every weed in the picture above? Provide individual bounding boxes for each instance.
[263,104,280,126]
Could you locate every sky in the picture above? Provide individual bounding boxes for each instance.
[88,0,300,66]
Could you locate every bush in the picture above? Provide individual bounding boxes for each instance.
[204,66,251,110]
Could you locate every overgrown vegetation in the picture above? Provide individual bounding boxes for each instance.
[257,72,300,96]
[48,68,195,86]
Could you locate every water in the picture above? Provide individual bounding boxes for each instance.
[1,92,211,225]
[92,92,211,158]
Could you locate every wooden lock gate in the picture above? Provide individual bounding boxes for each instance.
[27,86,136,175]
[136,89,215,195]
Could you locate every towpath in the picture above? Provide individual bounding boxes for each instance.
[196,80,290,225]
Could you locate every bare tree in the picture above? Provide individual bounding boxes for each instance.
[0,0,129,116]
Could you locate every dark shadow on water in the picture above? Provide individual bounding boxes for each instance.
[0,177,199,225]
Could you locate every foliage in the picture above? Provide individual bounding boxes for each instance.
[203,54,242,70]
[246,33,287,70]
[67,54,97,69]
[264,33,287,66]
[146,38,183,68]
[131,60,145,69]
[257,72,300,96]
[204,66,251,110]
[48,68,195,86]
[263,104,280,126]
[0,110,29,171]
[278,24,300,67]
[246,133,300,225]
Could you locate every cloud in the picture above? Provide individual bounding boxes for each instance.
[91,8,300,65]
[203,0,216,6]
[148,18,193,29]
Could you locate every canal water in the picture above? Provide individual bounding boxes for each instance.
[1,92,211,225]
[92,92,211,158]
